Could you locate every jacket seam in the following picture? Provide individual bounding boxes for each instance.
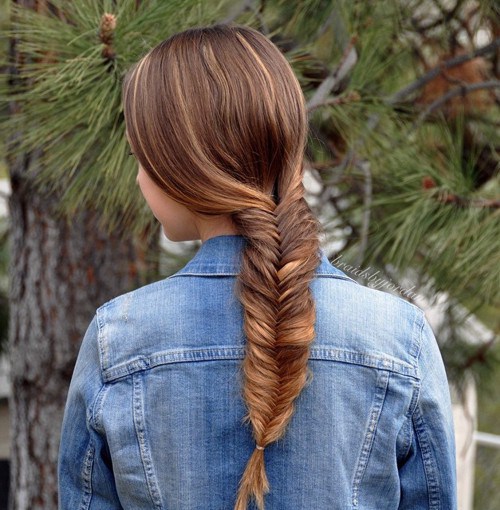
[412,309,426,363]
[101,347,419,383]
[409,311,426,412]
[132,372,163,509]
[78,439,95,510]
[168,271,357,283]
[351,370,391,508]
[399,381,421,461]
[88,310,110,434]
[316,273,360,284]
[89,382,110,434]
[401,309,425,461]
[412,406,441,509]
[95,307,109,374]
[407,310,440,509]
[79,384,110,508]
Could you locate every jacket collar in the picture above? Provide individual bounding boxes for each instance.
[170,234,357,282]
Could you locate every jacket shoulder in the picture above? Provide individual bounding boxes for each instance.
[95,273,247,382]
[95,276,186,378]
[313,275,425,374]
[95,268,426,383]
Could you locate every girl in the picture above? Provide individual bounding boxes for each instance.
[58,23,457,510]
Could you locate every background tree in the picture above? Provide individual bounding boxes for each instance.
[0,0,498,508]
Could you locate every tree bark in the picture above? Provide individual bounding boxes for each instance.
[7,176,151,510]
[7,2,156,508]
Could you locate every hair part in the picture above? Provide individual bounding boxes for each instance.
[122,22,323,509]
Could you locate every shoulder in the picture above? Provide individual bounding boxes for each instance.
[313,271,426,373]
[315,258,424,327]
[315,252,425,335]
[93,272,244,381]
[94,276,185,379]
[97,275,178,315]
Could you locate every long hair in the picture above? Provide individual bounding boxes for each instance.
[122,23,323,510]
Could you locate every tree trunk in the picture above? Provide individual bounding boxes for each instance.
[6,2,156,508]
[7,177,151,510]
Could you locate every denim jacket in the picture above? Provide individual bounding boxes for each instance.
[58,234,457,509]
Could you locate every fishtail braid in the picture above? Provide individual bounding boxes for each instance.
[233,178,322,510]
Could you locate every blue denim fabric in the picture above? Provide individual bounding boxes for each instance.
[58,234,457,509]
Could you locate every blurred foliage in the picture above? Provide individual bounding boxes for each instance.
[268,1,500,389]
[0,0,232,235]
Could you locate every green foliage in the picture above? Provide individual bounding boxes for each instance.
[364,118,500,310]
[0,0,230,234]
[279,0,500,388]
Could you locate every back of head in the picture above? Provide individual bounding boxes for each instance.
[122,22,323,510]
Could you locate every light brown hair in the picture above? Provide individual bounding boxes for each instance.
[122,22,322,510]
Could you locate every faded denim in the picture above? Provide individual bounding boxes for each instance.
[58,234,457,509]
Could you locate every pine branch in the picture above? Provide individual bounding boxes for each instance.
[355,160,372,269]
[98,12,117,61]
[2,0,230,235]
[389,37,500,104]
[462,335,498,371]
[306,90,361,112]
[421,167,500,209]
[306,36,358,112]
[413,79,500,128]
[336,40,500,173]
[433,189,500,209]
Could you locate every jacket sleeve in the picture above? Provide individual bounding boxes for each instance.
[58,314,122,509]
[398,313,458,509]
